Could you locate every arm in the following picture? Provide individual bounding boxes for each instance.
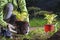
[18,0,28,12]
[0,11,7,27]
[0,0,8,27]
[18,0,29,22]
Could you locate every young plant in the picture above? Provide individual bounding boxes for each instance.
[43,13,58,38]
[44,13,57,33]
[44,13,57,24]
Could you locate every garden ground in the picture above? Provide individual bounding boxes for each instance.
[0,18,60,40]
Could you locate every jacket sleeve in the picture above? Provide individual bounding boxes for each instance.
[0,0,8,27]
[19,0,29,22]
[0,11,7,27]
[18,0,28,12]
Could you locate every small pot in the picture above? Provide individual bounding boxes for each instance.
[44,24,54,33]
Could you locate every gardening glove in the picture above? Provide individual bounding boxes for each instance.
[7,23,17,33]
[1,28,12,38]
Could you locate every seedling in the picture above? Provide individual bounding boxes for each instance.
[44,13,57,38]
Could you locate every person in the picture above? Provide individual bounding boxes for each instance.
[0,0,29,38]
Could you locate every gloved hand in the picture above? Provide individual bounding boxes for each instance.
[0,24,17,38]
[7,23,17,33]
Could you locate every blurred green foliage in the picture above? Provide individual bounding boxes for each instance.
[30,18,47,27]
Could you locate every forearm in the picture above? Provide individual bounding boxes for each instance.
[0,19,7,27]
[19,0,29,22]
[0,11,7,27]
[0,0,8,27]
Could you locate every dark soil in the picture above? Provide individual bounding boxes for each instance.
[47,30,60,40]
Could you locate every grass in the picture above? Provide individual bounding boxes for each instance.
[0,21,60,40]
[18,21,60,40]
[30,18,47,27]
[12,27,47,40]
[23,27,46,40]
[0,18,60,40]
[0,27,51,40]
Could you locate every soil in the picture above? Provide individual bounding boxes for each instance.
[29,27,38,31]
[1,26,60,40]
[12,27,60,40]
[30,27,60,40]
[47,29,60,40]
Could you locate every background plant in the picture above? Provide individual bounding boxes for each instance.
[44,13,57,24]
